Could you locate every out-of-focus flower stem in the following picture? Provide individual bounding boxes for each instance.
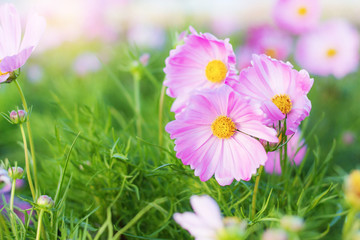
[10,179,18,240]
[158,85,166,146]
[35,209,44,240]
[251,165,264,219]
[132,73,142,137]
[342,208,357,239]
[14,79,38,198]
[19,123,35,201]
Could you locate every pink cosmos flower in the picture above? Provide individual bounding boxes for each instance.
[166,85,278,186]
[174,195,246,240]
[174,195,223,239]
[264,129,306,175]
[295,19,359,79]
[0,3,46,83]
[229,54,313,135]
[236,25,292,71]
[163,26,237,114]
[273,0,321,35]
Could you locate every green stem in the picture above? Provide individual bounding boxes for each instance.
[158,85,166,146]
[19,124,35,201]
[342,209,357,239]
[133,73,142,137]
[9,180,18,240]
[14,79,38,198]
[251,165,264,219]
[35,210,44,240]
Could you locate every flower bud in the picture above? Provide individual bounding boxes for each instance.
[8,166,24,180]
[9,110,27,124]
[280,215,304,232]
[262,229,288,240]
[37,195,54,209]
[345,170,360,210]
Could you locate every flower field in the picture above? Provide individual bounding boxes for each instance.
[0,0,359,239]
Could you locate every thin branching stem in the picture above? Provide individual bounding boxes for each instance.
[132,73,142,137]
[9,180,18,240]
[158,85,166,146]
[251,165,264,220]
[14,79,38,197]
[35,210,44,240]
[19,123,36,201]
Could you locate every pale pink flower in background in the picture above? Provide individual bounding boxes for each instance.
[246,25,292,61]
[210,14,240,37]
[139,53,150,66]
[73,52,102,77]
[26,64,43,83]
[262,229,288,240]
[166,85,278,186]
[265,129,306,175]
[174,195,224,239]
[342,131,356,146]
[235,45,253,71]
[127,22,166,49]
[81,0,126,42]
[0,194,32,224]
[236,25,292,71]
[164,26,237,114]
[229,54,313,135]
[174,195,247,239]
[295,19,359,79]
[0,168,25,194]
[0,3,46,83]
[273,0,321,35]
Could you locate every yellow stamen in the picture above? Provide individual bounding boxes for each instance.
[298,7,307,16]
[326,48,337,58]
[205,60,227,83]
[0,60,8,76]
[271,94,292,115]
[265,48,277,58]
[345,170,360,208]
[211,116,236,139]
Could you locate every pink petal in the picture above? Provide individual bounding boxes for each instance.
[0,4,21,55]
[261,100,285,123]
[0,47,33,73]
[20,12,46,51]
[190,195,223,229]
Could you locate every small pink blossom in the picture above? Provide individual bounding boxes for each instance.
[273,0,321,35]
[295,19,359,79]
[174,195,223,239]
[166,85,278,185]
[0,3,46,83]
[236,25,292,71]
[265,129,306,175]
[230,54,313,135]
[163,26,237,114]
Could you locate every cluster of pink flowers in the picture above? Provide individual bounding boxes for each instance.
[164,26,313,186]
[272,0,359,78]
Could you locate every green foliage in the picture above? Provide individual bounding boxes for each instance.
[0,36,358,239]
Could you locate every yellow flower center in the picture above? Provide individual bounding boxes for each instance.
[349,170,360,197]
[0,60,8,76]
[211,116,236,139]
[326,48,337,58]
[298,7,307,16]
[205,60,228,83]
[265,48,277,58]
[271,94,292,115]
